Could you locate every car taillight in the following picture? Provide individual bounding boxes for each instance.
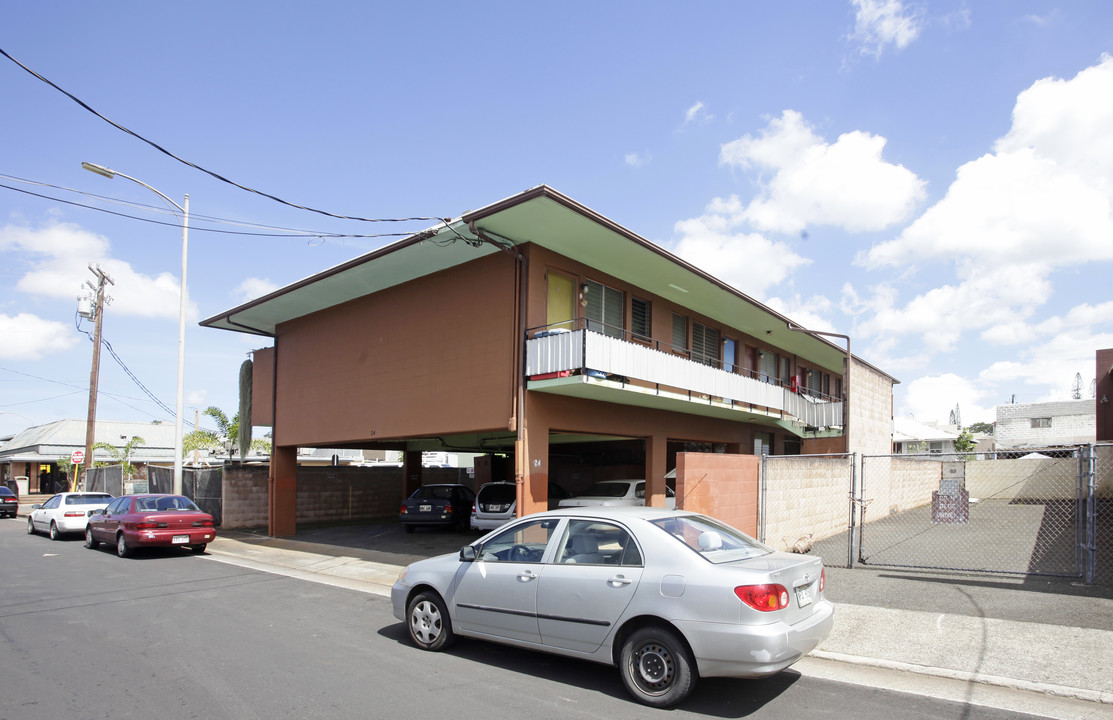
[819,568,826,593]
[399,504,407,514]
[64,511,85,518]
[472,501,477,513]
[444,503,453,513]
[136,521,159,530]
[192,519,214,527]
[735,584,789,612]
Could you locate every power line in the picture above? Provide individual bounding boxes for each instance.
[1,46,450,225]
[0,179,415,240]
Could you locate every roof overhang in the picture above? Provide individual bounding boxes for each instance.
[202,186,863,375]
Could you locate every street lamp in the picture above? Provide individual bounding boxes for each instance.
[82,161,189,495]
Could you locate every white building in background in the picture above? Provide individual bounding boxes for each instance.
[893,417,961,454]
[995,399,1095,449]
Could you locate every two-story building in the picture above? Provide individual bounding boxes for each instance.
[203,186,896,535]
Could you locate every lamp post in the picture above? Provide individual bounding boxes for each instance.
[82,162,188,495]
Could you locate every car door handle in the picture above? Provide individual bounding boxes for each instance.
[517,570,538,582]
[607,575,632,587]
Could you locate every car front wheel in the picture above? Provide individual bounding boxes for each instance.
[85,526,99,549]
[619,626,696,708]
[116,533,130,558]
[406,591,454,651]
[27,517,35,535]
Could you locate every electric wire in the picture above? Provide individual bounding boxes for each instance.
[0,46,449,225]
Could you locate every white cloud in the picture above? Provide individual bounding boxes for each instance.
[719,110,926,234]
[763,294,835,333]
[625,152,652,168]
[0,313,79,359]
[0,221,198,321]
[900,373,995,425]
[671,212,810,299]
[853,57,1113,365]
[234,277,280,304]
[684,101,713,126]
[850,0,924,57]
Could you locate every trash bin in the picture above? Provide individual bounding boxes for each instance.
[14,475,29,496]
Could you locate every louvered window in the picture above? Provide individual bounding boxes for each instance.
[631,298,651,341]
[585,280,623,339]
[691,322,720,367]
[671,314,688,353]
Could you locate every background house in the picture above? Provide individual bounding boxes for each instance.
[995,399,1096,449]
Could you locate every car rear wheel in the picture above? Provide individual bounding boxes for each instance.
[49,521,60,541]
[85,526,99,549]
[619,626,696,708]
[116,533,130,558]
[190,544,207,554]
[406,591,455,651]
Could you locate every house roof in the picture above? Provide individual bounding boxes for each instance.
[0,419,177,464]
[202,186,890,378]
[893,417,961,443]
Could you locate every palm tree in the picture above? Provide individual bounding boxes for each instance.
[92,436,146,480]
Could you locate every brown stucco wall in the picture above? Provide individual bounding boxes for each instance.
[675,452,759,536]
[1098,348,1113,442]
[270,252,518,447]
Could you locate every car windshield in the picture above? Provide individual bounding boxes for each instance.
[650,514,772,564]
[135,496,201,512]
[478,484,515,503]
[577,482,631,498]
[64,494,113,505]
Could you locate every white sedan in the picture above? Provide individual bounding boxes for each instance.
[28,492,114,540]
[392,506,832,707]
[558,479,676,510]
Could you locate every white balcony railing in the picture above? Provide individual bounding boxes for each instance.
[525,329,844,430]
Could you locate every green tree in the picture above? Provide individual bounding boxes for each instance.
[967,421,994,436]
[92,436,146,479]
[182,406,270,460]
[954,428,975,453]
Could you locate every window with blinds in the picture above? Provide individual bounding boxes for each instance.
[672,313,688,353]
[631,297,651,341]
[691,322,720,367]
[585,279,623,338]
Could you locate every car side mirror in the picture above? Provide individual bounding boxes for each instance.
[459,545,477,562]
[31,504,42,510]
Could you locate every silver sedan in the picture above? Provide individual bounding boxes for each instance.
[391,506,833,707]
[28,492,114,539]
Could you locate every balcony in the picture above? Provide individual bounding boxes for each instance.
[525,328,844,437]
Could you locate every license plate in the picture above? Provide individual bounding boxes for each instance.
[419,504,432,512]
[796,586,813,607]
[172,535,189,544]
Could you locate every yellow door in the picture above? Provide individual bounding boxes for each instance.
[547,273,574,331]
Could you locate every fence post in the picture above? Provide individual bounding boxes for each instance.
[759,453,768,544]
[1082,444,1096,584]
[848,453,858,569]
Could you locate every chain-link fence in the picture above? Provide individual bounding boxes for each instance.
[86,465,124,497]
[762,444,1112,584]
[761,453,855,567]
[184,467,223,526]
[147,465,174,494]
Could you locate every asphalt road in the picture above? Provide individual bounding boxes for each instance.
[0,519,1076,720]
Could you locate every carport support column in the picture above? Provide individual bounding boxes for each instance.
[517,415,549,518]
[645,433,669,508]
[269,445,297,537]
[402,451,423,498]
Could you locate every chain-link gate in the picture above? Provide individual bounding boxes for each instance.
[184,467,223,526]
[86,465,124,497]
[762,445,1111,584]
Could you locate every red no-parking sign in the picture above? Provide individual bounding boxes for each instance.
[71,449,85,465]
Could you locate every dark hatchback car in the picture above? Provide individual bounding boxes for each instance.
[0,486,18,518]
[400,484,475,533]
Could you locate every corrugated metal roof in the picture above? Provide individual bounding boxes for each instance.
[0,419,177,460]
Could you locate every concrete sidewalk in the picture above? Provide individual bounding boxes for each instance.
[201,526,1113,717]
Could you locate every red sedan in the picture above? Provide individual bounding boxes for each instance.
[85,494,216,557]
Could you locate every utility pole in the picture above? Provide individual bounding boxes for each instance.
[81,265,114,491]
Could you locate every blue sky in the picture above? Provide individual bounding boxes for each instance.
[2,1,1112,438]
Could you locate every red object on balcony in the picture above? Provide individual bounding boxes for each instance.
[530,370,571,380]
[789,376,800,393]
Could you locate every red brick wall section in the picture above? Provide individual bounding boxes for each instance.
[675,452,759,537]
[1098,348,1113,443]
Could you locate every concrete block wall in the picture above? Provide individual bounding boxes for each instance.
[965,456,1077,500]
[996,399,1095,447]
[884,457,941,515]
[850,358,896,457]
[763,455,852,551]
[222,465,270,528]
